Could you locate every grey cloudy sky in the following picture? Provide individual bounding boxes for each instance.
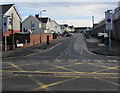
[1,0,119,27]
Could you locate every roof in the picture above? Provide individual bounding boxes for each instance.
[64,24,68,27]
[0,4,14,14]
[51,20,59,25]
[39,17,50,23]
[69,26,74,29]
[22,15,41,23]
[0,4,22,20]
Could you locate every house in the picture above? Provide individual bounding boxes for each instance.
[59,25,66,34]
[68,26,75,32]
[1,4,22,36]
[59,24,70,33]
[22,15,53,46]
[34,14,51,33]
[39,17,51,33]
[22,15,44,34]
[0,4,22,50]
[50,20,61,34]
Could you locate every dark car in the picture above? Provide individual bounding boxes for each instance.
[66,33,73,37]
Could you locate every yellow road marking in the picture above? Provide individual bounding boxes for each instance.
[2,62,42,69]
[74,62,83,64]
[93,66,119,73]
[10,74,120,79]
[2,61,120,89]
[41,63,80,71]
[4,62,51,91]
[88,63,119,70]
[1,75,17,80]
[34,78,75,91]
[1,70,120,75]
[87,63,112,68]
[26,43,61,57]
[44,63,78,72]
[2,42,61,59]
[29,76,51,91]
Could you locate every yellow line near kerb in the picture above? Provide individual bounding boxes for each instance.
[2,70,120,75]
[13,74,120,79]
[26,43,61,57]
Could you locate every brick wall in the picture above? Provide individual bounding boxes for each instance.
[29,33,53,46]
[30,34,41,46]
[2,33,53,50]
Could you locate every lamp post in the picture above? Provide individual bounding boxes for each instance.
[92,16,94,31]
[39,10,46,43]
[11,13,15,50]
[40,10,46,18]
[39,10,46,29]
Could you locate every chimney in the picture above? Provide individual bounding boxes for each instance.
[35,14,39,19]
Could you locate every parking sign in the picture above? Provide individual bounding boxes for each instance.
[105,11,113,30]
[3,17,8,33]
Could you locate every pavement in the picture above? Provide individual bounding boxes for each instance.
[86,35,120,57]
[2,37,65,58]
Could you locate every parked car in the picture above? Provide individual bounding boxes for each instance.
[70,33,74,36]
[97,33,108,39]
[65,33,74,37]
[97,33,103,39]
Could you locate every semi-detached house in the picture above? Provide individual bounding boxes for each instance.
[0,4,22,50]
[22,15,44,34]
[22,15,53,46]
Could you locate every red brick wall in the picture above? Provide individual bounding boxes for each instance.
[2,33,53,50]
[30,34,41,46]
[29,33,53,46]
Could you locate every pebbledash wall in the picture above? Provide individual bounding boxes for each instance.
[24,33,53,48]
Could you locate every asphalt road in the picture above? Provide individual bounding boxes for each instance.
[2,33,120,92]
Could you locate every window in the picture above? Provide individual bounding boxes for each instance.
[31,23,35,30]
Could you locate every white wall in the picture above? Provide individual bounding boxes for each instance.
[5,6,21,31]
[50,20,61,33]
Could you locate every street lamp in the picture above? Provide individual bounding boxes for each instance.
[39,10,46,29]
[40,10,46,19]
[92,16,94,31]
[39,10,46,43]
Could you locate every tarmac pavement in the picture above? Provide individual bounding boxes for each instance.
[86,36,120,57]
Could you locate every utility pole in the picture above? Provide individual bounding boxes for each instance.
[2,15,9,51]
[92,16,94,31]
[39,10,46,43]
[11,13,14,50]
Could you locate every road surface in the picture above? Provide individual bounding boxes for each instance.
[2,33,120,92]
